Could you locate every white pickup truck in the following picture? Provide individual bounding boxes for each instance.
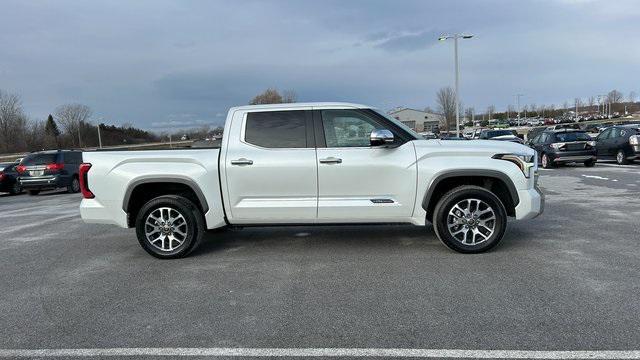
[80,103,543,258]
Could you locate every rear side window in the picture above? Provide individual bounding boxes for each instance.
[21,154,58,165]
[64,152,83,164]
[244,111,308,148]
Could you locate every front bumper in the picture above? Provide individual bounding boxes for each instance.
[514,186,544,220]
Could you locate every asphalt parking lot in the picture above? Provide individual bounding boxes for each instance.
[1,163,639,358]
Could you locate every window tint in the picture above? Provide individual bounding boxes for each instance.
[598,129,611,140]
[64,152,82,164]
[531,135,541,144]
[321,110,382,147]
[555,132,592,142]
[22,154,57,165]
[244,111,308,148]
[611,128,622,138]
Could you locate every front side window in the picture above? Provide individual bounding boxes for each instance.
[244,111,308,148]
[321,110,382,147]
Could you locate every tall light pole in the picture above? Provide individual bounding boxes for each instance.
[514,94,524,126]
[439,33,474,137]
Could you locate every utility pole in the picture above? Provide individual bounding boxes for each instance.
[97,124,103,149]
[439,33,474,137]
[77,121,82,148]
[515,94,524,126]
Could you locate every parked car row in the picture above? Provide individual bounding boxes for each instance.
[527,125,640,168]
[0,150,83,196]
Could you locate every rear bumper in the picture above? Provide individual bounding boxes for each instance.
[19,175,65,189]
[550,150,596,163]
[514,186,544,220]
[80,198,129,228]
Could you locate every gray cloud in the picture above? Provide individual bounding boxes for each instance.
[0,0,638,130]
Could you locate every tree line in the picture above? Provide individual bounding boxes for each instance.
[0,90,158,154]
[435,87,638,131]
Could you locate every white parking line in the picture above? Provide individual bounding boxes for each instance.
[1,348,640,359]
[595,163,638,169]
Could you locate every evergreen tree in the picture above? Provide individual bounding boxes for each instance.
[45,114,60,138]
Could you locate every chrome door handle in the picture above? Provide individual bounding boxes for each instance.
[231,158,253,165]
[319,157,342,164]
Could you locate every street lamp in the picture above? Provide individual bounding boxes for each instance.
[514,94,524,126]
[439,33,474,137]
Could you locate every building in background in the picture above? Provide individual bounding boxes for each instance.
[388,107,442,133]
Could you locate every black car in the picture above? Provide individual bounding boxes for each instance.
[478,129,524,144]
[528,130,596,168]
[16,150,83,195]
[0,161,23,195]
[595,125,640,165]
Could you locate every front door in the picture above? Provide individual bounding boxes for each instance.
[314,108,417,222]
[224,109,318,223]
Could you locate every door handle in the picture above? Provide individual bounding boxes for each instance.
[231,158,253,166]
[319,157,342,164]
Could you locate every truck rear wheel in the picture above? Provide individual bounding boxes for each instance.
[135,195,204,259]
[432,185,507,253]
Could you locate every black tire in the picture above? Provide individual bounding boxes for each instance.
[584,159,596,167]
[432,185,508,254]
[135,195,204,259]
[616,150,629,165]
[67,176,80,193]
[9,182,22,195]
[541,153,554,169]
[28,190,40,196]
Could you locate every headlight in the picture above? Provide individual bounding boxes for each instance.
[492,153,535,178]
[550,142,565,149]
[630,135,639,146]
[587,141,596,147]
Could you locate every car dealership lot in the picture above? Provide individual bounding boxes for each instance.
[0,164,639,357]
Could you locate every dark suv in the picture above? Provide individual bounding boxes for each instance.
[595,125,640,165]
[528,130,596,168]
[16,150,83,195]
[0,161,23,195]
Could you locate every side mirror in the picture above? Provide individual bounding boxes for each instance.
[370,129,394,146]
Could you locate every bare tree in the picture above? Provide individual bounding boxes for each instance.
[54,104,92,147]
[0,90,28,153]
[588,96,595,108]
[282,89,297,103]
[486,105,496,120]
[249,88,284,105]
[562,101,569,110]
[607,89,623,104]
[435,87,456,131]
[629,91,637,103]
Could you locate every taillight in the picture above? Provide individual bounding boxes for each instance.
[16,165,26,174]
[46,163,64,171]
[0,172,4,181]
[79,163,94,199]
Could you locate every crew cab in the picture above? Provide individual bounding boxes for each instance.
[80,103,544,258]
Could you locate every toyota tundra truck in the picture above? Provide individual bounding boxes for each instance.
[79,103,543,258]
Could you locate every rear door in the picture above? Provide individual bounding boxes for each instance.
[223,109,318,223]
[314,108,417,222]
[595,129,612,158]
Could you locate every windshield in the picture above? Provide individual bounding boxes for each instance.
[371,109,421,139]
[555,132,592,142]
[485,130,516,138]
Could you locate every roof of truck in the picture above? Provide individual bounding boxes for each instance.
[230,102,371,111]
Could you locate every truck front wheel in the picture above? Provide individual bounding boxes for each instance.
[135,195,204,259]
[432,185,507,253]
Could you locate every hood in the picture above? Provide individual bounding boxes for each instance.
[414,139,535,157]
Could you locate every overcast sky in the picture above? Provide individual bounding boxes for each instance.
[1,0,638,130]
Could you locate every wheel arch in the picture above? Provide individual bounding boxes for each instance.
[422,170,519,219]
[123,177,209,228]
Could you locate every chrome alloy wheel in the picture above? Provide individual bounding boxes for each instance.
[144,207,188,252]
[617,151,625,164]
[447,198,496,245]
